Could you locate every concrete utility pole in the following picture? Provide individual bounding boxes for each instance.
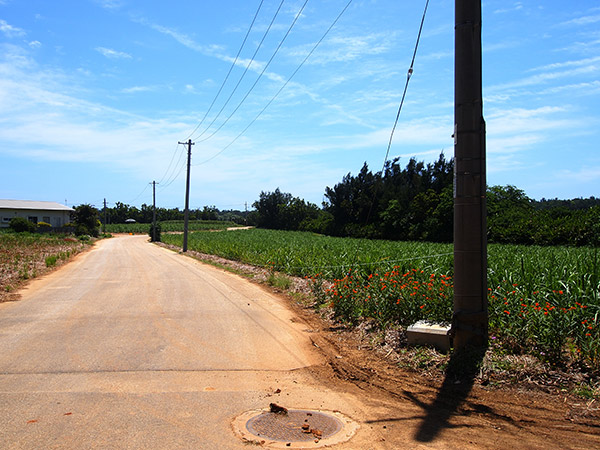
[103,198,107,234]
[151,181,158,242]
[178,139,195,252]
[452,0,488,349]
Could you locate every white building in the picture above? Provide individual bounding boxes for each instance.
[0,199,74,228]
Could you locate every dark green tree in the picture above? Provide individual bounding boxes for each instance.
[73,204,100,237]
[253,188,293,229]
[253,188,321,231]
[487,185,533,244]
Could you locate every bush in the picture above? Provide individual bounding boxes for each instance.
[149,222,161,242]
[10,217,36,233]
[37,221,52,229]
[73,204,99,237]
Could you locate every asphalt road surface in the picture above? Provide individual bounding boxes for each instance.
[0,235,383,449]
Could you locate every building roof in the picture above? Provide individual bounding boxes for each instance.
[0,199,74,212]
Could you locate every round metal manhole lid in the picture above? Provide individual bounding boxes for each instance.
[233,408,359,449]
[247,410,342,442]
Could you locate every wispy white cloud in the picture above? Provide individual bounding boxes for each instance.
[493,2,523,15]
[561,14,600,26]
[95,46,132,59]
[94,0,124,11]
[0,19,26,38]
[420,50,452,61]
[538,80,600,96]
[0,50,188,177]
[556,38,600,55]
[483,105,592,174]
[486,106,574,134]
[489,62,600,92]
[557,166,600,183]
[28,40,41,49]
[121,85,155,94]
[483,40,521,53]
[289,31,396,65]
[529,55,600,72]
[134,17,222,55]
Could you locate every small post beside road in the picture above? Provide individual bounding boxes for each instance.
[178,139,195,252]
[103,198,107,234]
[151,181,158,242]
[452,0,488,350]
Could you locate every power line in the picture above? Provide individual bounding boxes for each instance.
[127,183,151,205]
[184,0,267,141]
[346,0,430,275]
[193,0,355,166]
[194,0,308,143]
[361,0,430,222]
[159,143,188,189]
[382,0,430,168]
[158,142,185,185]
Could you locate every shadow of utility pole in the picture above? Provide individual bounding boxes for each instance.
[413,345,487,443]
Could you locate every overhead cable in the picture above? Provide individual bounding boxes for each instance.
[360,0,430,228]
[184,0,266,140]
[159,143,188,189]
[194,0,354,166]
[158,142,185,185]
[382,0,430,168]
[194,0,308,143]
[127,183,151,205]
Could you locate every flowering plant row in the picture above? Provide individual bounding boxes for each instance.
[314,270,599,369]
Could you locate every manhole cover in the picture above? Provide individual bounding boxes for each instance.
[246,410,342,442]
[233,408,358,448]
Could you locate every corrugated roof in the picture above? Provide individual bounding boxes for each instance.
[0,199,74,211]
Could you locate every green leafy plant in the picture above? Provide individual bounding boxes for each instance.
[10,217,36,233]
[45,255,58,267]
[148,222,161,242]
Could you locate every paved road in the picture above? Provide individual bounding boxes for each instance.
[0,235,376,449]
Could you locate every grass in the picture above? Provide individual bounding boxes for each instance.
[266,272,292,290]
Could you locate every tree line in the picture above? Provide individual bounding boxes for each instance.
[94,152,598,246]
[101,202,248,225]
[252,153,599,246]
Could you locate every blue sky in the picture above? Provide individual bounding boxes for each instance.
[1,1,599,211]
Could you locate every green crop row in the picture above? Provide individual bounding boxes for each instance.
[162,228,454,278]
[105,220,239,234]
[161,228,599,368]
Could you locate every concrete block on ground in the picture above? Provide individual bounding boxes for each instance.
[406,321,451,352]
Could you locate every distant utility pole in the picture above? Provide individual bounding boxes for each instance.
[103,198,107,234]
[151,181,159,242]
[452,0,488,349]
[178,139,195,252]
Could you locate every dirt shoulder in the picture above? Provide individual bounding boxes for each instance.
[0,235,93,303]
[158,242,600,449]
